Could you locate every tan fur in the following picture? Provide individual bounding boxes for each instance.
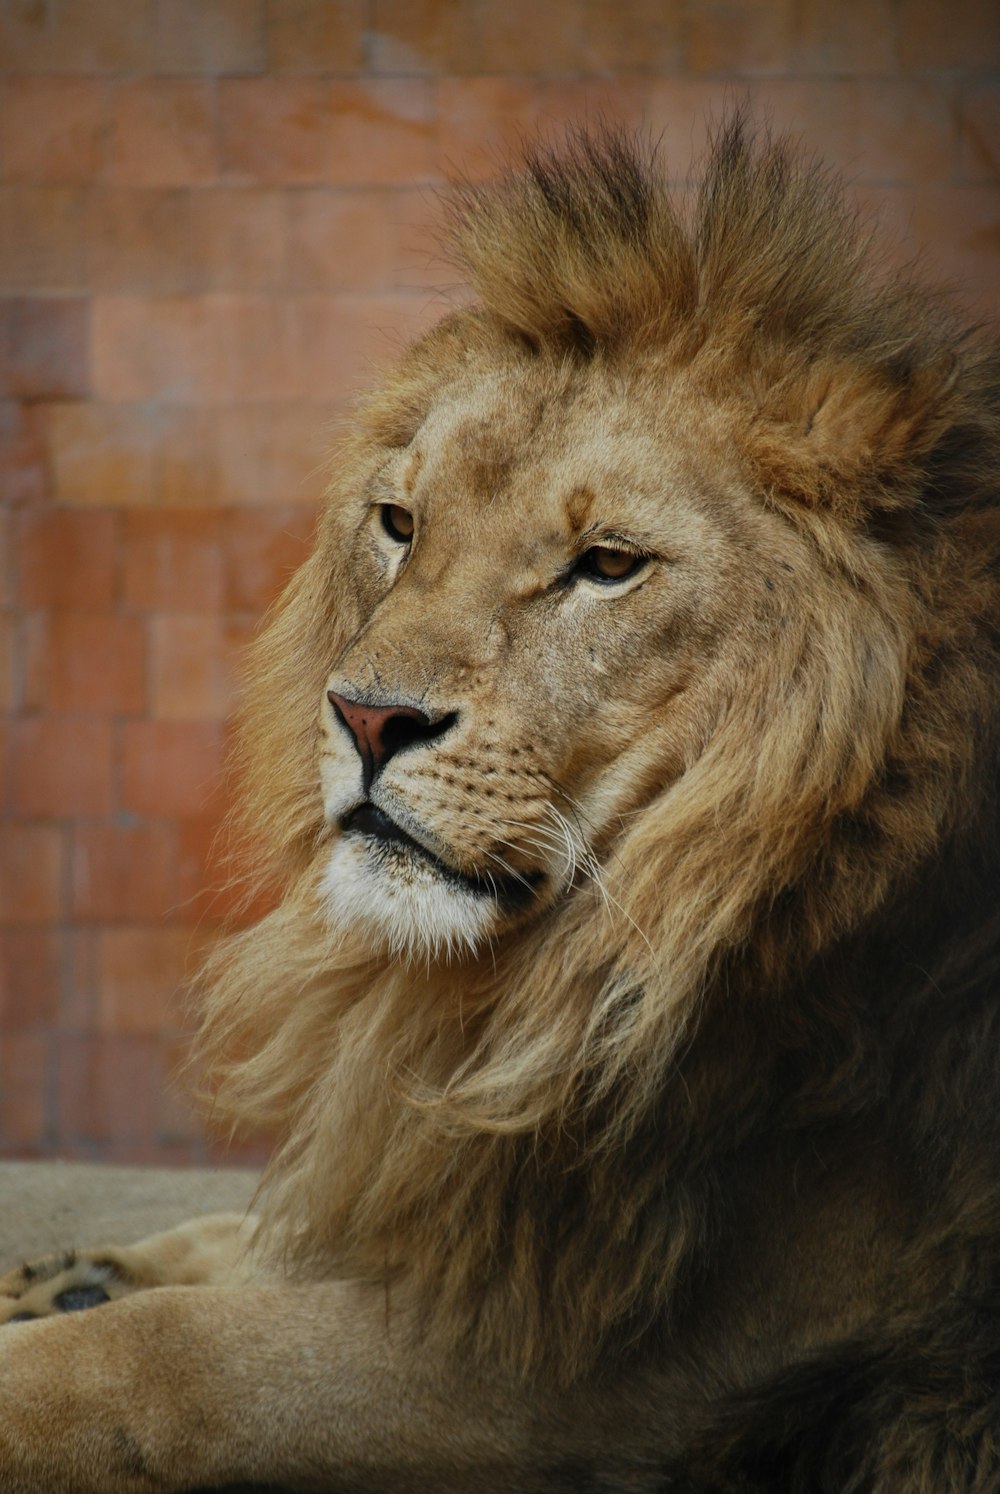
[1,120,999,1492]
[198,122,997,1368]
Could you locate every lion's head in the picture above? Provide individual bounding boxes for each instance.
[318,333,762,962]
[200,122,1000,1357]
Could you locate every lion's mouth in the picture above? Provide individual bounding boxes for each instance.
[340,802,542,909]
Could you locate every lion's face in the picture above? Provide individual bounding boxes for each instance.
[317,347,781,959]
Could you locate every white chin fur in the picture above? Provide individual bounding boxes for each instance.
[321,836,495,962]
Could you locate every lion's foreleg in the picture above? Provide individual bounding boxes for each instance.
[0,1280,588,1493]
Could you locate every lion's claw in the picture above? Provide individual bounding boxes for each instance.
[53,1284,112,1312]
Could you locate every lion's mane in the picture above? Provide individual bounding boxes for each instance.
[197,120,1000,1379]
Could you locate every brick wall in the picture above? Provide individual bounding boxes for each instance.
[1,0,998,1164]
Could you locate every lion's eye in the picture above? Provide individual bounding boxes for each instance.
[379,504,414,544]
[576,546,647,584]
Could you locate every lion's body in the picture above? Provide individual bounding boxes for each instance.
[2,121,1000,1492]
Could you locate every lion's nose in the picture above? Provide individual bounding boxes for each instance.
[327,690,456,789]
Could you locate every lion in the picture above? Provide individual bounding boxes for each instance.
[2,119,999,1493]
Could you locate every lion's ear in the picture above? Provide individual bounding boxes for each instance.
[747,351,959,518]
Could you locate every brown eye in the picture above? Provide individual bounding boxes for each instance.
[577,546,647,583]
[380,504,414,544]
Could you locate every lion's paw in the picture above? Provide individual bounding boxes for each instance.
[0,1214,259,1327]
[0,1250,139,1324]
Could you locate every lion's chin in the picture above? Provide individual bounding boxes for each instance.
[320,836,496,962]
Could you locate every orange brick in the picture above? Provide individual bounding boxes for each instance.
[794,0,897,73]
[852,80,956,185]
[476,0,587,74]
[155,0,265,74]
[19,616,50,711]
[176,814,230,924]
[64,927,99,1029]
[16,509,118,610]
[50,402,158,506]
[8,717,114,817]
[0,508,10,605]
[266,0,366,73]
[222,506,315,611]
[109,80,218,188]
[0,186,86,292]
[385,185,453,292]
[92,296,211,404]
[0,526,19,611]
[0,1,155,74]
[0,929,63,1031]
[0,78,108,183]
[206,293,300,402]
[220,78,331,183]
[328,80,436,186]
[140,429,209,516]
[705,79,935,189]
[96,926,198,1036]
[583,0,682,72]
[0,296,89,399]
[0,1032,50,1154]
[575,79,650,133]
[123,510,224,612]
[289,292,385,403]
[121,719,226,819]
[849,185,918,266]
[56,1035,161,1152]
[290,291,443,404]
[156,407,222,507]
[961,83,1000,183]
[0,613,12,712]
[150,614,235,721]
[436,79,598,183]
[225,613,256,658]
[0,824,65,924]
[215,403,335,503]
[22,611,146,715]
[899,0,1000,69]
[190,188,285,290]
[88,189,195,294]
[740,81,857,174]
[0,401,48,506]
[902,185,1000,317]
[72,822,179,921]
[286,187,400,290]
[369,0,481,74]
[178,813,278,927]
[51,404,221,509]
[687,0,797,75]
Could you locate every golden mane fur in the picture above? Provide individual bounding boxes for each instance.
[196,119,1000,1384]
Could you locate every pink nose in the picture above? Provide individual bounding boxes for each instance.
[327,691,436,789]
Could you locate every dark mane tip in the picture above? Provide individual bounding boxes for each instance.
[445,111,975,401]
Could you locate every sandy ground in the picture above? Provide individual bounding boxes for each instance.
[0,1160,259,1265]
